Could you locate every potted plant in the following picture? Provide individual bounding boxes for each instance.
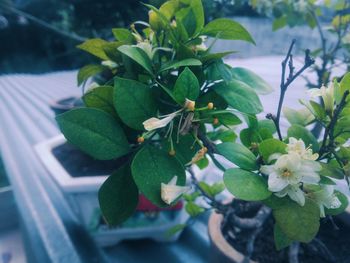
[51,0,350,260]
[36,0,265,246]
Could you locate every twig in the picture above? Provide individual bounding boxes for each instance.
[188,167,227,213]
[268,40,315,141]
[312,238,336,263]
[289,242,300,263]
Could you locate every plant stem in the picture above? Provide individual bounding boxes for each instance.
[269,40,315,141]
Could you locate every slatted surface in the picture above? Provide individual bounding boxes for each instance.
[0,57,345,263]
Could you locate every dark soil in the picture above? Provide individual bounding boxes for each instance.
[226,214,350,263]
[52,142,127,177]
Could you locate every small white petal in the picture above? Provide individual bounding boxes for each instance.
[143,113,176,131]
[161,183,191,205]
[287,186,305,206]
[268,172,288,192]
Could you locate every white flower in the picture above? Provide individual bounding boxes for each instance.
[101,60,118,69]
[260,153,321,206]
[161,176,191,205]
[142,112,177,131]
[287,137,319,160]
[308,84,334,112]
[307,185,341,217]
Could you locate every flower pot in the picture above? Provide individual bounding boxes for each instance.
[208,211,256,263]
[35,135,188,246]
[0,186,18,231]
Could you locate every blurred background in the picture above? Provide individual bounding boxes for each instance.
[0,0,261,74]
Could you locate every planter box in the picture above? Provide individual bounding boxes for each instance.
[35,135,188,247]
[0,186,18,231]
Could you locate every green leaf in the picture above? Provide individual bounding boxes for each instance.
[309,101,327,121]
[190,0,204,36]
[206,60,233,82]
[319,176,336,185]
[83,86,116,116]
[56,108,129,160]
[201,18,255,44]
[207,130,237,143]
[274,224,293,250]
[114,77,157,130]
[217,142,258,170]
[196,156,209,169]
[259,138,287,163]
[214,80,263,114]
[118,45,154,75]
[198,181,225,198]
[319,163,344,179]
[340,72,350,100]
[230,67,273,95]
[112,28,134,43]
[185,202,204,217]
[173,67,200,105]
[160,58,202,72]
[287,124,319,152]
[272,16,288,31]
[325,191,349,216]
[224,168,271,201]
[77,64,106,86]
[200,51,236,64]
[77,38,109,60]
[283,107,315,126]
[98,165,138,226]
[131,145,186,207]
[273,198,320,243]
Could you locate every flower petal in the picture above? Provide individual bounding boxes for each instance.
[268,172,288,192]
[287,186,305,206]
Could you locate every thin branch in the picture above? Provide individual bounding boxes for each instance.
[230,206,271,229]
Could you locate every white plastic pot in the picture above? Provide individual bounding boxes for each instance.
[35,135,188,247]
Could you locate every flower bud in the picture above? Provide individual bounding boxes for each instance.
[137,136,145,143]
[213,118,219,125]
[169,150,176,156]
[185,99,195,111]
[207,102,214,110]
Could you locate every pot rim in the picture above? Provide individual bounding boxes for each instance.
[208,211,257,263]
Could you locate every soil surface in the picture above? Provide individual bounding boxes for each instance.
[52,142,127,177]
[227,215,350,263]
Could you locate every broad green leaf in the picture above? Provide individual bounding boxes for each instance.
[319,176,336,185]
[339,72,350,100]
[201,18,255,44]
[273,198,320,243]
[274,224,293,250]
[287,124,319,152]
[207,129,237,143]
[309,101,326,121]
[283,107,315,126]
[206,60,233,82]
[114,77,157,130]
[98,165,138,226]
[319,163,344,179]
[83,86,116,116]
[77,38,109,60]
[325,191,349,216]
[112,28,134,43]
[118,45,154,75]
[230,67,273,95]
[185,202,204,217]
[200,51,236,64]
[173,67,200,105]
[198,181,225,198]
[176,6,197,37]
[77,64,106,86]
[259,138,287,163]
[56,108,129,160]
[131,145,186,207]
[217,142,258,170]
[214,80,263,114]
[196,156,209,169]
[224,168,271,201]
[160,58,202,72]
[159,0,179,20]
[190,0,204,36]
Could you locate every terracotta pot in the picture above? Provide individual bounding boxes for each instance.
[208,211,256,263]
